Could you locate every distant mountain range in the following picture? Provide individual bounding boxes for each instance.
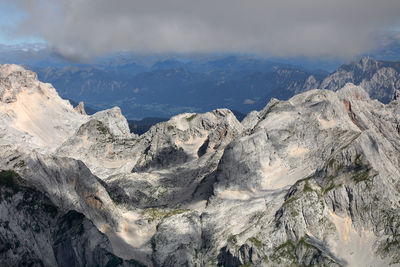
[1,44,400,119]
[32,58,322,118]
[319,57,400,103]
[34,57,400,119]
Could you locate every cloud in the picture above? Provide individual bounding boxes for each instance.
[6,0,400,60]
[243,99,255,105]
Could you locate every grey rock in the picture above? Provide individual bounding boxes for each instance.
[0,170,143,267]
[152,212,201,266]
[92,107,132,138]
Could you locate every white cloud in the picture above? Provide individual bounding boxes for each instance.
[243,99,255,105]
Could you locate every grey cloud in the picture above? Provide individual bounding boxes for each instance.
[7,0,400,60]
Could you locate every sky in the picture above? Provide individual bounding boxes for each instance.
[1,0,400,61]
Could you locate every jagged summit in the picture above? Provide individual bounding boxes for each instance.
[320,57,400,102]
[336,82,371,101]
[0,64,87,150]
[0,64,41,103]
[353,56,380,72]
[74,101,87,115]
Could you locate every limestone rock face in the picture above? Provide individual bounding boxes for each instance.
[0,170,142,267]
[103,109,244,211]
[201,83,400,266]
[56,118,138,178]
[151,212,202,266]
[0,64,88,151]
[133,109,243,171]
[56,106,139,178]
[1,64,400,267]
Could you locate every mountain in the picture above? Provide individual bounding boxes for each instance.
[0,46,324,119]
[2,44,400,119]
[126,111,245,136]
[1,65,400,266]
[29,56,400,120]
[32,64,326,119]
[320,57,400,103]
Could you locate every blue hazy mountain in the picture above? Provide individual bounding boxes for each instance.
[32,64,327,119]
[1,43,400,119]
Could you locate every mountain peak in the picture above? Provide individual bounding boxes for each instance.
[0,64,88,150]
[320,57,400,103]
[0,64,27,77]
[74,101,87,115]
[0,64,40,103]
[356,56,379,71]
[91,106,132,137]
[336,83,371,101]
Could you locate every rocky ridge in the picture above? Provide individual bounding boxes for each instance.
[0,64,400,266]
[278,57,400,105]
[317,57,400,103]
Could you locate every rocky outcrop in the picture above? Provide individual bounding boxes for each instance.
[91,107,133,138]
[74,101,87,115]
[56,105,139,178]
[151,211,202,266]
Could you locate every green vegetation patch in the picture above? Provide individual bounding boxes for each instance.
[96,121,111,135]
[321,182,336,195]
[351,169,372,183]
[186,114,197,122]
[248,237,263,249]
[328,158,335,168]
[383,239,400,253]
[271,237,336,266]
[298,237,316,250]
[303,181,313,193]
[267,101,279,111]
[142,208,190,223]
[290,208,299,217]
[271,240,297,264]
[283,196,298,206]
[228,234,238,245]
